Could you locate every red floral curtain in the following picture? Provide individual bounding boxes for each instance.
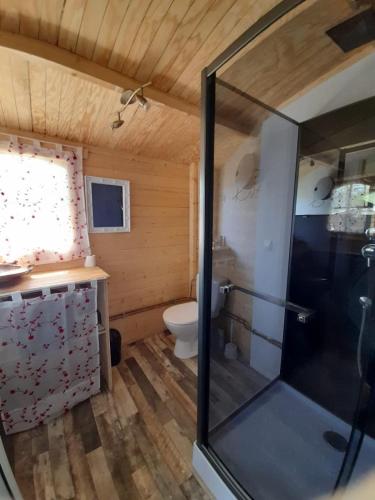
[0,140,90,265]
[0,286,100,434]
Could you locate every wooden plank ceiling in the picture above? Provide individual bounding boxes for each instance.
[0,0,278,105]
[0,0,373,164]
[0,0,278,164]
[0,47,202,164]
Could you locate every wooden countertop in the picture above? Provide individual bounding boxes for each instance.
[0,266,109,296]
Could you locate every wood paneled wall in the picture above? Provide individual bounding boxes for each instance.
[0,127,197,344]
[189,162,199,299]
[85,146,194,343]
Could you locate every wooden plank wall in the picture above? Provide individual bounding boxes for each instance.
[189,162,199,299]
[85,146,194,344]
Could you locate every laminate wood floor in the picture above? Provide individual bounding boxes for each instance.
[4,333,205,500]
[4,332,266,499]
[209,349,269,429]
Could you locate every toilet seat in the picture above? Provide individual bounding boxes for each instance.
[163,301,197,326]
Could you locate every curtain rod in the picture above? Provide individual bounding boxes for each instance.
[0,132,88,158]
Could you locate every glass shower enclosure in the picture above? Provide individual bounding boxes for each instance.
[196,1,375,499]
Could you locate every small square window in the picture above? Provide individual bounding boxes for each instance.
[85,176,130,233]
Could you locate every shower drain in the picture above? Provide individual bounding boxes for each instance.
[323,431,348,452]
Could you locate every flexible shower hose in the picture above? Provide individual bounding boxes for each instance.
[357,297,372,379]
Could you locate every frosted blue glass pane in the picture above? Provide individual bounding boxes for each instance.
[91,183,123,227]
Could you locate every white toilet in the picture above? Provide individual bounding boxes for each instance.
[163,274,225,359]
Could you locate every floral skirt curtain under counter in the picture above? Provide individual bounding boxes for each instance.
[0,286,100,434]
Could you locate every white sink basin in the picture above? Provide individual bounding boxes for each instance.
[0,264,33,284]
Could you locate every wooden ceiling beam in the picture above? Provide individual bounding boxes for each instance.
[0,30,200,118]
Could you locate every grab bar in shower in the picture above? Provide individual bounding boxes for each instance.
[219,282,314,324]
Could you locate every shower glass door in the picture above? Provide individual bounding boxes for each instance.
[201,73,375,499]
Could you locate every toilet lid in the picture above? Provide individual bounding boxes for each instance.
[163,301,198,325]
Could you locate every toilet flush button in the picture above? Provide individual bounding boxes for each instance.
[264,239,273,250]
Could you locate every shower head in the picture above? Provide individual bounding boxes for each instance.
[359,296,372,309]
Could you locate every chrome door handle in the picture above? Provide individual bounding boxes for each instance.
[219,282,314,323]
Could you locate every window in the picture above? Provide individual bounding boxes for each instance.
[0,140,90,265]
[328,183,373,233]
[85,176,130,233]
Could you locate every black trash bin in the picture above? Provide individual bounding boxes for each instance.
[109,328,122,366]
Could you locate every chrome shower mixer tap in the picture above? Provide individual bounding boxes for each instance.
[362,228,375,268]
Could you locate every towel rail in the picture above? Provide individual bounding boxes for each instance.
[220,282,314,324]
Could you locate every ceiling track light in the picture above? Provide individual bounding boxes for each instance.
[111,81,151,130]
[111,112,124,130]
[136,90,148,109]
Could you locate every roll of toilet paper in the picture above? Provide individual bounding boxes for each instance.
[84,255,96,267]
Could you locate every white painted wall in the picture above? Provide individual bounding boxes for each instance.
[214,113,298,376]
[214,137,259,361]
[250,115,299,379]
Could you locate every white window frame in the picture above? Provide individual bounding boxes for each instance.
[85,175,130,233]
